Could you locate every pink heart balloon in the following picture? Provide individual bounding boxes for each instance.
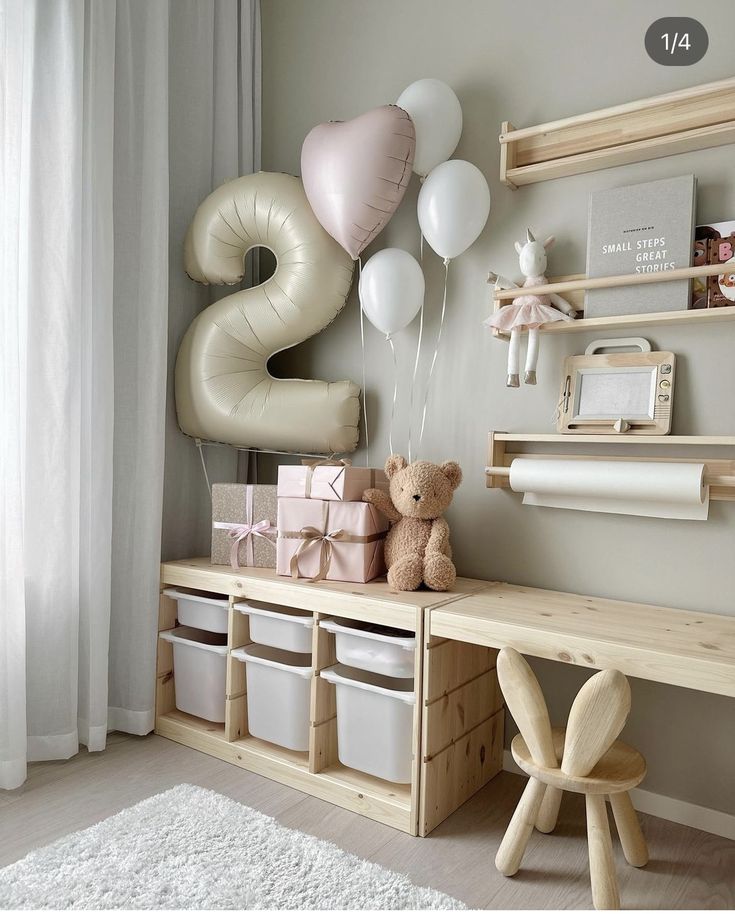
[301,105,415,260]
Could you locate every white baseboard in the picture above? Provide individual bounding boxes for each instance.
[502,750,735,841]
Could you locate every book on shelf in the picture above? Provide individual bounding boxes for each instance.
[692,220,735,309]
[585,174,696,318]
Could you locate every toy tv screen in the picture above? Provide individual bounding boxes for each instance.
[574,368,656,420]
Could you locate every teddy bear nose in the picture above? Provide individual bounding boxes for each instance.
[412,494,421,502]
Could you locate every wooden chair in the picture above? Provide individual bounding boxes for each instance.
[495,648,648,910]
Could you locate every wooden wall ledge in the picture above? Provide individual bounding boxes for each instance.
[500,77,735,187]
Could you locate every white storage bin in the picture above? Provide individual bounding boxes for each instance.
[320,664,415,783]
[163,588,229,634]
[159,626,228,722]
[319,618,416,678]
[231,645,312,751]
[235,601,313,653]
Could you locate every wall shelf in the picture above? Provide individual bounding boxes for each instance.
[499,77,735,188]
[492,433,735,446]
[486,431,735,502]
[488,263,735,339]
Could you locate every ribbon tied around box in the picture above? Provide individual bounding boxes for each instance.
[212,485,276,569]
[281,510,385,583]
[301,456,352,499]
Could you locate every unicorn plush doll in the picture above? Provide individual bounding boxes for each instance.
[485,229,577,386]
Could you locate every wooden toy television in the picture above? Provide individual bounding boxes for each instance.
[557,338,675,435]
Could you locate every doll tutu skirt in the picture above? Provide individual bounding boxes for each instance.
[485,296,574,332]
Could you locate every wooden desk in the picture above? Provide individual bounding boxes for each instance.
[429,583,735,698]
[156,561,735,837]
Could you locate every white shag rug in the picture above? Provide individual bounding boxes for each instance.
[0,784,465,910]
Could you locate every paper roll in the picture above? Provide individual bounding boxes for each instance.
[509,459,709,520]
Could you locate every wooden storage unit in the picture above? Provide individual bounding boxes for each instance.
[419,632,504,836]
[156,558,497,836]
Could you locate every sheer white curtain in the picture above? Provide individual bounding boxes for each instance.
[0,0,260,789]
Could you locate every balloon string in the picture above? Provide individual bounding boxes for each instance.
[418,177,426,268]
[407,295,424,464]
[407,228,425,464]
[411,178,428,460]
[418,257,450,449]
[357,256,369,467]
[388,335,398,457]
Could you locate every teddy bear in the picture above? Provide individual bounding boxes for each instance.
[363,454,462,592]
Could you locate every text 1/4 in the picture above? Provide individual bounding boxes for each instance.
[660,33,690,54]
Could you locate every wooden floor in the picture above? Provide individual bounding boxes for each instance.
[2,733,734,909]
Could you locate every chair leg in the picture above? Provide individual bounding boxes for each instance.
[586,793,620,910]
[495,776,546,876]
[610,792,648,867]
[536,785,563,833]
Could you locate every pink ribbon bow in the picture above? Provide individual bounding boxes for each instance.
[213,519,276,569]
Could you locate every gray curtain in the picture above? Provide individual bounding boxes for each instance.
[0,0,261,789]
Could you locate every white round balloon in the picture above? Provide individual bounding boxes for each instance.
[396,79,462,177]
[359,248,425,338]
[417,160,491,260]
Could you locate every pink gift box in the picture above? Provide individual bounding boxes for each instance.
[277,497,389,584]
[277,460,388,502]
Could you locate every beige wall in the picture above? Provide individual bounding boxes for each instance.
[259,0,735,813]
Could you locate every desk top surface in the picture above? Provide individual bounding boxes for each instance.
[161,560,735,695]
[160,558,490,630]
[430,583,735,698]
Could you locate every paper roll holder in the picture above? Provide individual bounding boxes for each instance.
[485,430,735,505]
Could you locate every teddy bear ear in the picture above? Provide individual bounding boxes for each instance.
[384,454,407,478]
[440,460,463,490]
